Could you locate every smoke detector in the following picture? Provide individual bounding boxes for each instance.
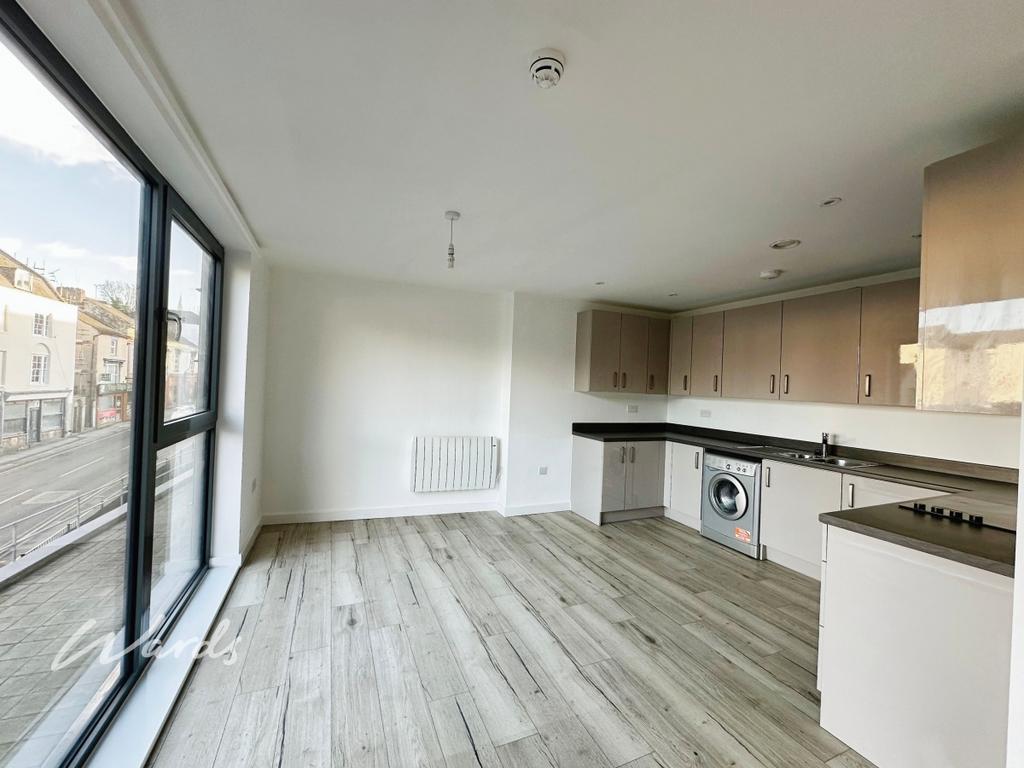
[530,49,565,89]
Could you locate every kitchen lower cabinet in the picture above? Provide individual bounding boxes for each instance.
[819,525,1012,768]
[839,474,948,510]
[570,437,665,525]
[665,442,704,529]
[760,459,842,579]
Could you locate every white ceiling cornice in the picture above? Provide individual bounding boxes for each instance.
[86,0,260,254]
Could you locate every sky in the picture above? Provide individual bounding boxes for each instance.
[0,35,203,316]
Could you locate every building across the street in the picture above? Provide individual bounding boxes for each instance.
[0,251,77,453]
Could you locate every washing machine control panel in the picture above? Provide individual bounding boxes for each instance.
[703,454,759,476]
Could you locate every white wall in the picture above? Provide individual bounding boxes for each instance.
[210,251,268,565]
[501,293,668,515]
[666,397,1020,468]
[261,269,512,522]
[1006,380,1024,767]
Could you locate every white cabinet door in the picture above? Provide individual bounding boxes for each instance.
[760,459,842,579]
[840,474,948,510]
[626,441,665,509]
[601,443,627,513]
[667,442,704,528]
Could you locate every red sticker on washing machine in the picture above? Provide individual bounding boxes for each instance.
[734,527,752,543]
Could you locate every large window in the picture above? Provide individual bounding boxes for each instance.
[0,5,223,768]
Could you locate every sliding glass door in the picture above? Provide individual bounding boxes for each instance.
[0,4,223,766]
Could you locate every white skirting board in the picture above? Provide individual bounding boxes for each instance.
[262,501,497,525]
[764,546,822,581]
[501,502,570,517]
[664,507,700,530]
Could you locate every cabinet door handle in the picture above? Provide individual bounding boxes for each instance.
[713,374,719,393]
[630,445,636,463]
[622,372,628,389]
[694,451,700,470]
[649,373,655,391]
[765,465,771,488]
[769,374,776,394]
[864,374,872,398]
[783,374,790,395]
[683,374,688,392]
[613,371,618,388]
[620,446,626,463]
[848,482,855,508]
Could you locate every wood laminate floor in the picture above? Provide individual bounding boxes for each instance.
[148,512,875,768]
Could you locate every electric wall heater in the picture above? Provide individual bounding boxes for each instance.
[412,436,500,492]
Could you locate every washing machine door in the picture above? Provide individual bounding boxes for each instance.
[707,473,748,521]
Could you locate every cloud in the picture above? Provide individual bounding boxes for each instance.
[36,241,91,261]
[0,40,124,170]
[0,236,24,255]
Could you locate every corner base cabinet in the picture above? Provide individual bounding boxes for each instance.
[819,526,1012,768]
[571,437,665,524]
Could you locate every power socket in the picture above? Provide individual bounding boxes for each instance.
[539,466,548,476]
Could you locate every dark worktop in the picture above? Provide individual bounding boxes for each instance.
[572,421,1018,576]
[819,503,1016,577]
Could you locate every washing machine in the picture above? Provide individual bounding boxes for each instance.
[700,452,764,559]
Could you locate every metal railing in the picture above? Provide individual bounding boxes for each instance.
[0,456,192,569]
[0,475,129,567]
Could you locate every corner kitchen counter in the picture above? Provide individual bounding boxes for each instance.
[572,421,1017,576]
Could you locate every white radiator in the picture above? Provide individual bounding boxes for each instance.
[412,436,499,492]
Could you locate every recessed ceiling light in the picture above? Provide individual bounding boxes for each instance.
[760,269,784,280]
[594,281,605,286]
[819,197,843,207]
[770,239,801,250]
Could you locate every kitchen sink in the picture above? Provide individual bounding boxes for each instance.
[776,451,819,460]
[809,456,879,468]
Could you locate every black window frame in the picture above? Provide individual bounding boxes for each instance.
[0,3,225,766]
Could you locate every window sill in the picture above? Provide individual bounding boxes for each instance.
[86,564,237,767]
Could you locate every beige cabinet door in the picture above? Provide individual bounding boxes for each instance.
[760,459,842,579]
[618,314,649,393]
[780,289,862,404]
[575,310,621,393]
[669,316,693,395]
[625,441,666,509]
[646,318,670,394]
[722,302,782,400]
[601,443,627,513]
[859,279,919,406]
[919,132,1024,415]
[690,312,724,397]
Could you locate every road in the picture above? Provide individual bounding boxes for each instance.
[0,424,132,533]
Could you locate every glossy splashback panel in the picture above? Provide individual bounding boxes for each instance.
[918,132,1024,416]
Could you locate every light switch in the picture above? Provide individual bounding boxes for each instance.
[700,409,712,418]
[627,404,639,414]
[539,466,548,475]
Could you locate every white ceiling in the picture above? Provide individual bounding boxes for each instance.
[23,0,1024,310]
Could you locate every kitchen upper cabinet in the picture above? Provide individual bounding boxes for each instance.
[722,302,782,400]
[690,312,724,397]
[839,474,948,510]
[919,132,1024,416]
[669,316,693,395]
[618,314,649,393]
[780,289,862,404]
[666,442,703,528]
[646,318,670,394]
[760,460,842,579]
[575,310,669,394]
[576,310,621,393]
[859,279,920,407]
